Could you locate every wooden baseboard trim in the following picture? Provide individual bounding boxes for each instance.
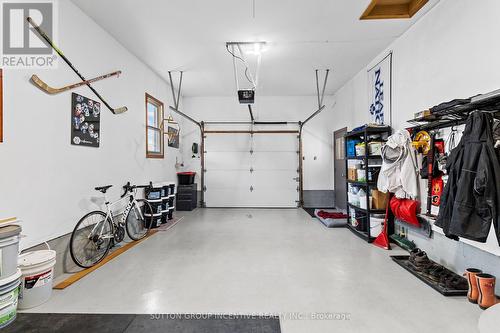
[53,230,159,290]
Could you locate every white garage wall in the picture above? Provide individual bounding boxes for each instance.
[179,95,337,192]
[330,0,500,281]
[0,1,182,249]
[332,0,500,129]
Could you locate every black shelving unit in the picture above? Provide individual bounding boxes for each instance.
[344,126,391,242]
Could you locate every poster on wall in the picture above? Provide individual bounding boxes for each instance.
[367,53,392,125]
[71,93,100,148]
[167,126,179,148]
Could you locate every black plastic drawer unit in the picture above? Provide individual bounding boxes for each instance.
[176,183,197,211]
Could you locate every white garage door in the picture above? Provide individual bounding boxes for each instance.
[204,133,299,207]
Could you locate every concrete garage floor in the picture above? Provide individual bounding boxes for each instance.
[26,209,482,333]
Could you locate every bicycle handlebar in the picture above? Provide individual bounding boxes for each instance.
[121,181,153,198]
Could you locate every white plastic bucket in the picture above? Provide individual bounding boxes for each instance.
[17,250,56,309]
[0,225,22,280]
[0,269,21,329]
[370,215,385,237]
[359,196,373,209]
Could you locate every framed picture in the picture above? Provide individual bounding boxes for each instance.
[167,126,179,148]
[0,69,3,143]
[71,93,100,148]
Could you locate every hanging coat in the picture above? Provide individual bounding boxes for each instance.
[377,130,419,199]
[435,111,500,245]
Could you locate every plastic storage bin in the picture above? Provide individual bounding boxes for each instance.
[346,139,361,157]
[368,142,383,155]
[145,187,162,200]
[177,172,196,185]
[145,198,162,228]
[355,143,366,156]
[145,213,162,228]
[168,183,175,195]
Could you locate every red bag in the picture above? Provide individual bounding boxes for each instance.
[390,197,420,227]
[431,175,444,206]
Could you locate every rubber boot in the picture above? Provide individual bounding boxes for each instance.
[477,274,499,310]
[464,268,482,303]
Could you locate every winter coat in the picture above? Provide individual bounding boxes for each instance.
[435,111,500,245]
[377,130,419,199]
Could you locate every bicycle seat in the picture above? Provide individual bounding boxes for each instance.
[95,185,113,193]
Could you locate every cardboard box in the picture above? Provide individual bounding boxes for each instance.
[414,110,431,120]
[372,190,389,209]
[347,168,357,181]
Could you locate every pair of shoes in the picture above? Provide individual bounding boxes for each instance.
[464,269,500,309]
[422,264,445,282]
[439,273,468,290]
[408,249,431,272]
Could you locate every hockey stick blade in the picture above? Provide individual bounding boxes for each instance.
[27,17,127,114]
[30,74,57,94]
[113,107,128,114]
[30,71,122,95]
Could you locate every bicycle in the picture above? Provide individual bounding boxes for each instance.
[70,182,154,268]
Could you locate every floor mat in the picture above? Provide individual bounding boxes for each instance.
[303,208,347,228]
[6,313,281,333]
[303,208,334,218]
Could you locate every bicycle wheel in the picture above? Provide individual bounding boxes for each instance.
[70,211,113,268]
[125,199,153,241]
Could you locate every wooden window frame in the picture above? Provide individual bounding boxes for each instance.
[145,93,164,158]
[0,69,3,143]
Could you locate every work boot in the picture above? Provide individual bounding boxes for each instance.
[464,268,482,303]
[409,248,422,264]
[476,273,499,310]
[411,251,431,272]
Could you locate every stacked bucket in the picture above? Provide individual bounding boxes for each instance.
[146,182,176,228]
[0,224,22,328]
[161,182,176,223]
[145,186,163,228]
[0,221,57,328]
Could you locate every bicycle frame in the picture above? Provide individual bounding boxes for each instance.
[90,188,144,240]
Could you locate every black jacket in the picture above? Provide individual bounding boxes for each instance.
[435,111,500,245]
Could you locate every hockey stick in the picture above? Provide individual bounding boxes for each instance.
[31,71,121,95]
[27,17,127,114]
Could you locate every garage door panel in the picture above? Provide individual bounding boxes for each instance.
[206,135,251,152]
[205,189,254,207]
[205,152,252,170]
[205,170,254,207]
[206,188,297,208]
[251,152,298,170]
[249,188,298,207]
[205,170,252,189]
[252,170,299,190]
[252,135,298,151]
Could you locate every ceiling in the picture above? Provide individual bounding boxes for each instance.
[70,0,439,97]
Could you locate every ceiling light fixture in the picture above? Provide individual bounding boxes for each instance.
[226,41,267,55]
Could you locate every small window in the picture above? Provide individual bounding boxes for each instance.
[145,93,164,158]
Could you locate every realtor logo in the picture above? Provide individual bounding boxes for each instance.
[1,1,57,67]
